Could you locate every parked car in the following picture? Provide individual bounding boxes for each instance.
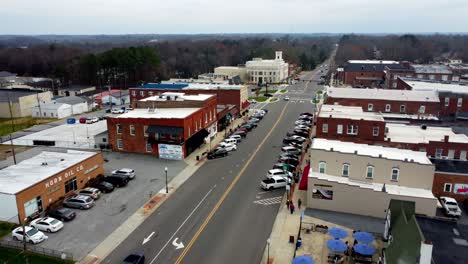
[284,96,290,101]
[86,117,99,124]
[264,93,273,97]
[30,217,64,233]
[236,127,249,133]
[91,181,115,193]
[112,168,136,180]
[273,163,297,173]
[47,207,76,222]
[207,148,228,159]
[281,146,301,155]
[79,117,87,124]
[223,138,238,145]
[440,196,462,217]
[288,131,309,138]
[217,142,237,152]
[98,116,106,121]
[278,157,300,167]
[298,116,313,121]
[111,108,125,114]
[287,141,303,149]
[267,169,292,179]
[123,251,145,264]
[105,175,129,187]
[12,226,48,244]
[79,187,102,200]
[261,176,287,191]
[232,130,247,138]
[295,120,312,126]
[246,121,258,128]
[241,124,254,131]
[63,195,95,210]
[228,135,242,143]
[125,107,134,112]
[279,152,300,160]
[249,118,260,123]
[252,113,264,120]
[295,125,310,131]
[289,135,306,142]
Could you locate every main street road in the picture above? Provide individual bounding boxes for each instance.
[103,65,328,264]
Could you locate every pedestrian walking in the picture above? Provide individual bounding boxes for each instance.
[290,202,295,214]
[298,198,302,209]
[286,199,290,209]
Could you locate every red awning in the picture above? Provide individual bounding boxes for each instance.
[242,101,250,109]
[299,164,310,190]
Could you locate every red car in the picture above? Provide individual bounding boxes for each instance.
[236,127,248,133]
[79,117,87,124]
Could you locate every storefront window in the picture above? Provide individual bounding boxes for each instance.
[65,177,77,193]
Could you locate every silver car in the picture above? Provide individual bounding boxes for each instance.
[63,195,95,210]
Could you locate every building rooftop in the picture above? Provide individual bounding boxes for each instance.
[318,104,385,121]
[0,71,16,78]
[0,150,97,194]
[327,87,440,102]
[136,83,188,90]
[411,64,452,74]
[0,89,47,102]
[309,171,436,199]
[184,83,246,90]
[34,102,68,111]
[215,66,243,70]
[348,60,399,64]
[55,96,88,105]
[431,159,468,175]
[344,60,401,72]
[312,138,432,164]
[140,92,215,102]
[61,85,95,91]
[401,78,468,95]
[416,216,468,264]
[116,108,200,119]
[386,123,468,144]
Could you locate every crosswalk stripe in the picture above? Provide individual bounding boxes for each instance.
[253,196,283,205]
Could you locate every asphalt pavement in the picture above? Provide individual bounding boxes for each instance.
[102,66,328,264]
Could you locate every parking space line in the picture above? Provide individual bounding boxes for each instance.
[149,186,214,264]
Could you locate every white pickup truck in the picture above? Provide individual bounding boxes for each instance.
[261,176,287,191]
[440,196,462,217]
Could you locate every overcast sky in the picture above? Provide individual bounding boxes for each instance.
[1,0,467,34]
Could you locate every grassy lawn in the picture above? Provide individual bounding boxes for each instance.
[0,222,17,239]
[258,89,277,94]
[0,117,55,137]
[280,89,287,93]
[0,248,73,264]
[248,96,268,102]
[269,97,279,102]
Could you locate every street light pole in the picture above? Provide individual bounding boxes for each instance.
[266,238,271,264]
[165,167,168,194]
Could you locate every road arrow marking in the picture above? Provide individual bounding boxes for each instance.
[143,231,155,245]
[172,238,184,249]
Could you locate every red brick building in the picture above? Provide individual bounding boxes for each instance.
[316,105,468,159]
[386,64,456,89]
[342,60,402,88]
[325,87,441,117]
[431,159,468,202]
[107,93,218,159]
[129,83,249,115]
[397,78,468,118]
[316,105,386,143]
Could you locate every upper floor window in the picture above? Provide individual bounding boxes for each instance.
[445,97,450,107]
[116,124,122,134]
[319,162,326,174]
[457,98,463,107]
[391,168,399,181]
[385,104,391,112]
[342,164,350,177]
[337,124,343,134]
[143,125,148,137]
[149,91,154,96]
[435,148,443,158]
[322,123,328,133]
[400,105,406,113]
[140,91,145,96]
[373,127,379,136]
[132,90,136,96]
[417,74,423,79]
[429,74,435,80]
[419,105,426,114]
[130,125,135,136]
[347,125,358,135]
[367,104,373,111]
[366,166,374,179]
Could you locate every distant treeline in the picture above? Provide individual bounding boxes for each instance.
[335,34,468,66]
[0,36,335,87]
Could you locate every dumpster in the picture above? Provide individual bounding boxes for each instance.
[67,118,76,124]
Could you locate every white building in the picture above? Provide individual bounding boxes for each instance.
[101,90,130,106]
[245,51,289,84]
[32,96,89,119]
[214,66,248,82]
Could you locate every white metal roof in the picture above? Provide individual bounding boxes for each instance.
[319,104,385,121]
[411,64,452,74]
[312,138,432,164]
[403,79,468,95]
[116,108,199,119]
[184,83,246,90]
[140,92,214,102]
[0,150,97,194]
[327,87,440,102]
[386,123,468,144]
[348,60,399,64]
[309,171,436,199]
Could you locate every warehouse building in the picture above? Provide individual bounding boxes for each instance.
[0,150,104,223]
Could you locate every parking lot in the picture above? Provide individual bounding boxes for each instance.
[3,151,186,261]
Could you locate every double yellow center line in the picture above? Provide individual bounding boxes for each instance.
[175,103,289,263]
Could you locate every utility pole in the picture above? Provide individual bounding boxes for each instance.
[7,97,17,164]
[35,91,43,118]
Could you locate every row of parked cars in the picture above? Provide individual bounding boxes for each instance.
[261,112,314,191]
[11,168,136,245]
[207,109,267,159]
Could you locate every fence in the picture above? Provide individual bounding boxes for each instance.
[0,240,74,261]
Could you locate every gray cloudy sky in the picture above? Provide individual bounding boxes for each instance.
[1,0,467,34]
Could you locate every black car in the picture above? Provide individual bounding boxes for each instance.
[240,124,254,131]
[207,148,228,159]
[264,93,273,97]
[92,181,115,193]
[288,131,309,138]
[104,175,129,187]
[283,138,304,146]
[300,112,313,117]
[298,116,313,121]
[232,130,247,138]
[279,153,300,160]
[278,157,300,166]
[123,251,145,264]
[48,207,76,222]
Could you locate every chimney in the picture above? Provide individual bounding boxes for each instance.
[354,150,358,154]
[404,158,408,162]
[330,148,334,151]
[444,135,449,143]
[379,154,383,158]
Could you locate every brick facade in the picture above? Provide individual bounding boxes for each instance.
[343,71,385,88]
[316,116,386,143]
[433,172,468,202]
[15,153,104,223]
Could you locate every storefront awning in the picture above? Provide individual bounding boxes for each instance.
[146,125,183,135]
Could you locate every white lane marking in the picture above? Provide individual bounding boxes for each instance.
[143,231,156,245]
[150,187,214,264]
[254,196,283,205]
[172,238,185,249]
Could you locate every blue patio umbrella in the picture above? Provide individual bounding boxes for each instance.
[292,255,315,264]
[353,231,375,243]
[328,227,348,239]
[353,244,376,256]
[327,239,347,253]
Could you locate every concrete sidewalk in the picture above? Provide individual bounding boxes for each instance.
[79,116,249,264]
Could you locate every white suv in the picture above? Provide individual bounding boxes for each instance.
[440,196,462,217]
[12,226,48,244]
[267,169,292,179]
[112,168,136,179]
[261,175,287,190]
[217,142,237,152]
